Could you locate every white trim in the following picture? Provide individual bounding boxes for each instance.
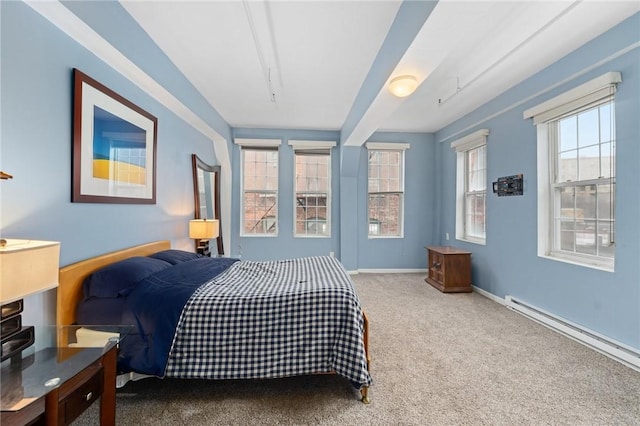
[505,296,640,372]
[454,131,488,244]
[234,138,282,148]
[365,142,411,151]
[536,125,551,260]
[472,286,505,305]
[357,268,427,274]
[450,128,489,151]
[523,72,621,122]
[288,140,336,150]
[533,77,617,271]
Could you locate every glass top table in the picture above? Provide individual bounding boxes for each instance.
[1,325,130,412]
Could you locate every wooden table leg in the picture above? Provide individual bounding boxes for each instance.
[100,345,117,425]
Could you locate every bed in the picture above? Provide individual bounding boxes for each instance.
[57,241,372,403]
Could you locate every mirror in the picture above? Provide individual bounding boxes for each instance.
[192,154,223,255]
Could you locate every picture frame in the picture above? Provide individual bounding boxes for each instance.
[72,68,158,204]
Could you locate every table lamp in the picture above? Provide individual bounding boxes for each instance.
[0,239,60,362]
[189,219,219,257]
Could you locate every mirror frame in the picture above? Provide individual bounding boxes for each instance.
[192,154,223,255]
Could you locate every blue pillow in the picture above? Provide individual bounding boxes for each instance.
[148,249,203,265]
[83,256,171,299]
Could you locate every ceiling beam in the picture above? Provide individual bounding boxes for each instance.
[340,0,439,147]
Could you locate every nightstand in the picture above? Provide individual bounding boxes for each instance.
[425,246,472,293]
[1,326,126,426]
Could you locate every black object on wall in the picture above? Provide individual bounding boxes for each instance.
[493,174,524,196]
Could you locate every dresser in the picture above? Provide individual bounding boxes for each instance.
[424,246,472,293]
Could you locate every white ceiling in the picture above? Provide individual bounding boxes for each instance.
[121,0,639,142]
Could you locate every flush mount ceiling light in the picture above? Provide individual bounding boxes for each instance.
[388,75,418,98]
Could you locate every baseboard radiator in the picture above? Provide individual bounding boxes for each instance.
[505,296,640,372]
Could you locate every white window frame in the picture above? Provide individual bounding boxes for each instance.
[366,142,410,238]
[234,138,281,237]
[289,140,335,238]
[451,129,489,245]
[524,72,620,271]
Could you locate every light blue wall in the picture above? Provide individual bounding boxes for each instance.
[357,132,436,269]
[0,2,230,329]
[229,130,436,269]
[230,128,342,260]
[435,13,640,350]
[2,1,638,353]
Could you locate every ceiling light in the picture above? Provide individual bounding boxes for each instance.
[388,75,418,98]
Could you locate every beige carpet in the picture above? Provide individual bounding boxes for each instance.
[74,273,640,425]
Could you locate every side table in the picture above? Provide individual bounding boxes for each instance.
[425,246,473,293]
[1,326,124,425]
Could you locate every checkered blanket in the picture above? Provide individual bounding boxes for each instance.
[164,256,372,388]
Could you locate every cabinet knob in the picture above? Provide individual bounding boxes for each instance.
[85,392,93,401]
[433,262,441,270]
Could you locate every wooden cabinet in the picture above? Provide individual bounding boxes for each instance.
[425,246,472,293]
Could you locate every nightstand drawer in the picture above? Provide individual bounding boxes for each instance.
[58,364,103,425]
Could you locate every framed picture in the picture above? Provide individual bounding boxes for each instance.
[72,68,157,204]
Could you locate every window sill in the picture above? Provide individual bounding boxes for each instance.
[540,252,614,272]
[456,236,486,246]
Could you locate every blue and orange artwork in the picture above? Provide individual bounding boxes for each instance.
[93,106,147,185]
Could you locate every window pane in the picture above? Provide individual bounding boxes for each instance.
[578,145,600,181]
[465,192,485,238]
[295,153,330,236]
[597,221,615,258]
[368,193,402,236]
[575,220,597,255]
[575,184,596,220]
[559,116,577,152]
[600,142,614,179]
[558,150,577,182]
[577,108,599,148]
[599,103,613,143]
[243,193,277,235]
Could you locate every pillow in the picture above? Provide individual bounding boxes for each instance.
[83,256,171,299]
[148,249,203,265]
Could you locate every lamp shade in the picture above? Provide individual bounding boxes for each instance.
[189,219,219,240]
[0,239,60,304]
[388,75,418,98]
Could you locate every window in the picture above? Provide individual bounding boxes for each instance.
[524,72,620,270]
[452,129,489,244]
[235,139,281,236]
[366,142,409,237]
[290,140,335,237]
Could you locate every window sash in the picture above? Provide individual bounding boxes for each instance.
[546,100,616,264]
[241,148,279,236]
[294,151,331,237]
[367,149,405,237]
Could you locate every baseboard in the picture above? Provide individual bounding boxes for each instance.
[357,268,427,274]
[505,295,640,372]
[472,285,506,305]
[472,287,640,372]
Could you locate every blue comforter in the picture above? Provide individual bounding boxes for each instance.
[118,257,238,376]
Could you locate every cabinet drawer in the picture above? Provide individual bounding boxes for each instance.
[59,364,103,424]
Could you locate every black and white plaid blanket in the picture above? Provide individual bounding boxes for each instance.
[164,256,372,388]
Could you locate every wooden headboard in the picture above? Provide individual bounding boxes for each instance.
[57,240,171,327]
